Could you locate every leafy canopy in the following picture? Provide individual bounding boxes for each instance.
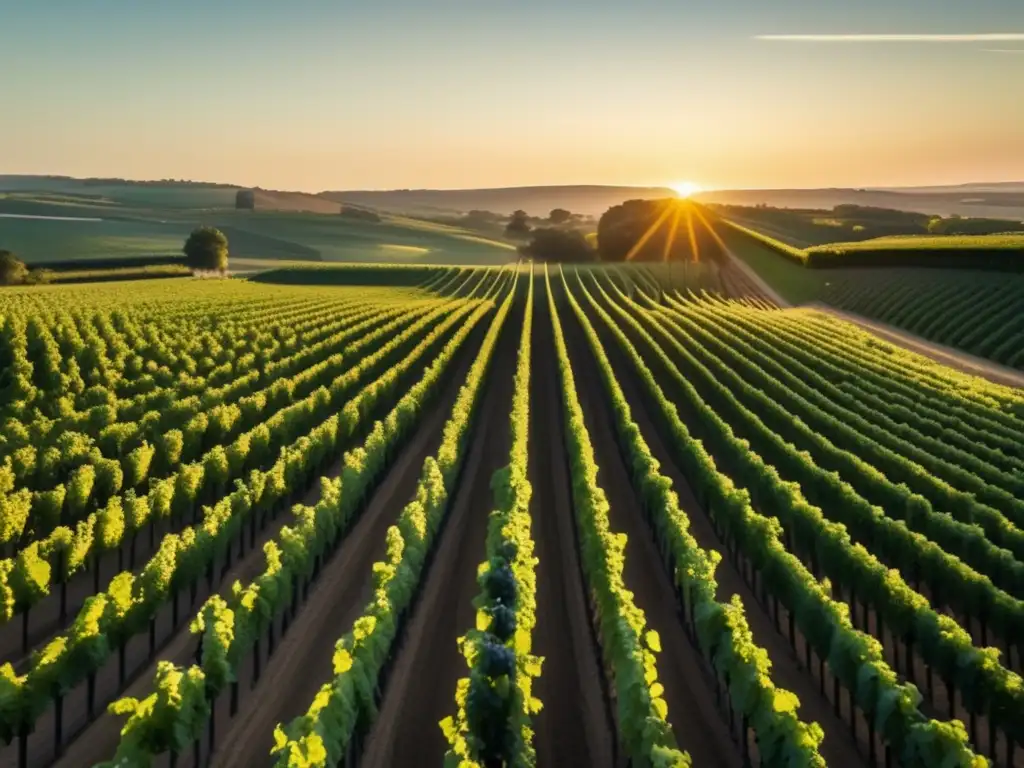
[182,227,229,273]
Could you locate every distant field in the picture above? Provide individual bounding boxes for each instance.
[715,223,825,303]
[0,185,517,266]
[725,213,831,247]
[717,208,1024,271]
[320,183,677,217]
[696,184,1024,220]
[211,210,514,264]
[0,215,186,261]
[0,178,239,208]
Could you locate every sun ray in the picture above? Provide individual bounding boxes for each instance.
[692,204,730,259]
[661,206,683,289]
[662,207,682,263]
[624,203,675,262]
[685,204,701,265]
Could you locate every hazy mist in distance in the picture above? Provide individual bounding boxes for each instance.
[2,0,1022,192]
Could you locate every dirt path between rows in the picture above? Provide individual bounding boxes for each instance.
[358,299,520,768]
[209,323,487,768]
[557,282,742,768]
[807,303,1024,390]
[530,279,616,768]
[584,286,869,768]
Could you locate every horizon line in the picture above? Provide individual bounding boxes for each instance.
[3,173,1023,195]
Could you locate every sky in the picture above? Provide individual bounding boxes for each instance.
[2,0,1023,192]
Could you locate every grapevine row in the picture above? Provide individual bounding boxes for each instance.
[441,268,540,767]
[0,297,468,652]
[545,265,689,766]
[649,298,1024,616]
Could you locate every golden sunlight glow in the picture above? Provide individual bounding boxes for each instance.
[624,205,675,261]
[670,180,702,198]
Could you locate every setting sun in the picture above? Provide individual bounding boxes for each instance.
[670,180,703,198]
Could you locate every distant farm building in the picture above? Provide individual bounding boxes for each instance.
[236,189,256,210]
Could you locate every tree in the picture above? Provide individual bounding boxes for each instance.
[517,228,597,263]
[596,199,725,263]
[548,208,572,225]
[504,210,532,239]
[183,227,229,274]
[25,268,53,285]
[0,251,28,286]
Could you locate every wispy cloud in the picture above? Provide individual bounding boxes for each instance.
[756,33,1024,43]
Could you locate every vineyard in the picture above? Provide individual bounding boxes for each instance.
[819,270,1024,371]
[0,264,1022,768]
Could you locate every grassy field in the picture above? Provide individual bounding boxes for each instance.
[0,183,518,266]
[719,213,1024,270]
[0,266,1019,768]
[716,223,826,303]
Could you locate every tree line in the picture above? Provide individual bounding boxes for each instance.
[513,199,726,265]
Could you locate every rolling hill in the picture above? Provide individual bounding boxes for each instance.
[319,185,678,217]
[0,178,516,265]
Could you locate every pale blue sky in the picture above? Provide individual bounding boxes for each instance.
[2,0,1022,191]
